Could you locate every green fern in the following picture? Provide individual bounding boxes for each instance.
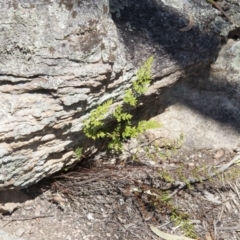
[113,105,132,122]
[137,120,160,132]
[75,147,83,160]
[133,56,153,94]
[123,89,137,107]
[83,56,161,152]
[83,99,113,140]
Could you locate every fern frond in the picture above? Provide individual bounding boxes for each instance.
[83,56,160,153]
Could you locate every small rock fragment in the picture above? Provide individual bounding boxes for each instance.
[53,194,65,204]
[214,149,225,159]
[0,203,21,214]
[15,228,25,237]
[87,213,94,220]
[34,205,41,216]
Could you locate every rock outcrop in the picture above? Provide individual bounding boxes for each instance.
[146,38,240,150]
[0,0,239,189]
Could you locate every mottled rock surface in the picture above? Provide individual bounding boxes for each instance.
[0,0,239,189]
[112,0,240,150]
[0,230,25,240]
[148,39,240,150]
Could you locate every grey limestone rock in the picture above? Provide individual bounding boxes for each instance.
[0,0,239,189]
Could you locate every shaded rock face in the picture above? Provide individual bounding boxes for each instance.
[0,0,239,189]
[111,0,240,150]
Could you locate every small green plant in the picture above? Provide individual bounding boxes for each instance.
[83,56,161,152]
[75,147,83,160]
[170,209,198,238]
[215,164,240,182]
[160,169,174,183]
[83,100,113,140]
[147,190,198,238]
[163,133,184,152]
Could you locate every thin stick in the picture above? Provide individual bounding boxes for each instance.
[207,0,232,23]
[167,154,240,199]
[1,214,53,228]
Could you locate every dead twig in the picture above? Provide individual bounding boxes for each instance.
[166,154,240,199]
[217,226,240,231]
[179,10,194,32]
[209,0,232,23]
[56,173,109,183]
[1,214,53,228]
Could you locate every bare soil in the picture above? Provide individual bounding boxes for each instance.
[1,148,240,240]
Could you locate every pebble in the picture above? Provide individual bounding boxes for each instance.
[15,228,25,237]
[34,205,41,216]
[214,149,225,159]
[233,147,240,153]
[87,213,94,220]
[148,161,156,165]
[188,162,195,167]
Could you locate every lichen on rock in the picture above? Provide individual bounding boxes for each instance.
[109,0,129,17]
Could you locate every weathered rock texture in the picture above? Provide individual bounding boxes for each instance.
[146,38,240,150]
[0,230,25,240]
[0,0,239,189]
